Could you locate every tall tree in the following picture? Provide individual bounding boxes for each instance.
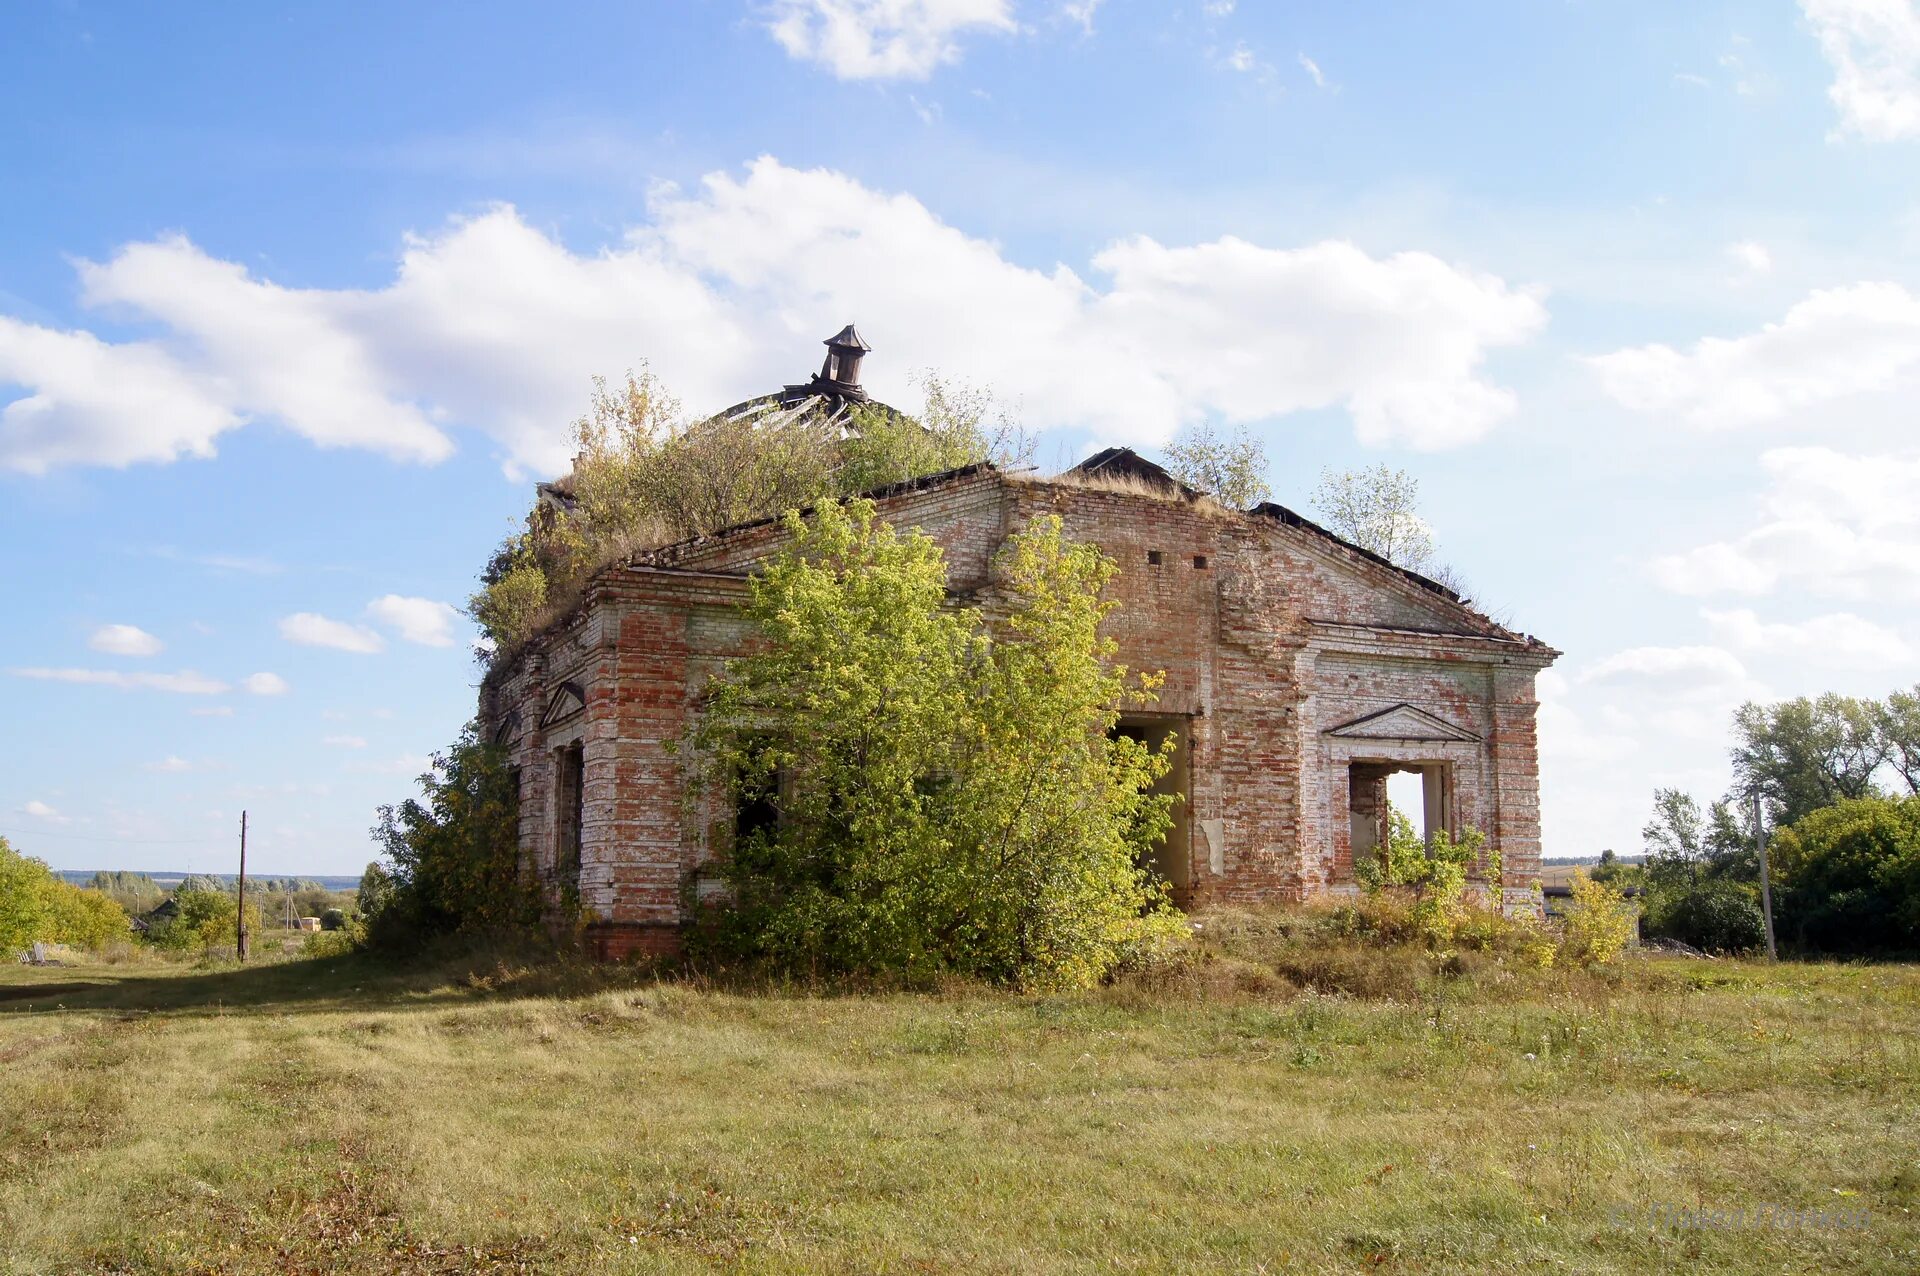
[1878,685,1920,797]
[1731,694,1886,827]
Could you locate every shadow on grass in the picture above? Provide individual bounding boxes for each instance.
[0,940,679,1019]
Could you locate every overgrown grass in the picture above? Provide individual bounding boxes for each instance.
[2,912,1916,1273]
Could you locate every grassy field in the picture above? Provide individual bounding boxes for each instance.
[2,919,1916,1274]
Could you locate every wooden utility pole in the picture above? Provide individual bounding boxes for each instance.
[237,810,250,962]
[1752,791,1777,962]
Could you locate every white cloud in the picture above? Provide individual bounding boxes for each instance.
[1298,53,1327,88]
[1802,0,1920,141]
[1727,239,1772,273]
[9,667,228,694]
[21,799,68,823]
[143,756,194,774]
[366,594,459,647]
[1224,42,1258,73]
[88,623,164,657]
[1589,282,1920,428]
[1060,0,1102,34]
[1703,606,1915,668]
[0,160,1548,477]
[242,672,290,696]
[323,734,368,749]
[279,612,385,654]
[765,0,1017,80]
[0,317,239,474]
[1652,446,1920,599]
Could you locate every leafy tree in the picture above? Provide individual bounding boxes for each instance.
[1731,694,1886,828]
[1770,795,1920,954]
[1641,787,1706,886]
[370,727,536,947]
[0,838,131,953]
[85,870,165,916]
[690,498,1181,988]
[1310,465,1438,573]
[0,837,52,954]
[1588,848,1635,886]
[1879,685,1920,797]
[357,862,395,919]
[1161,423,1271,508]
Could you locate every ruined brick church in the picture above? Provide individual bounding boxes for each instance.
[480,328,1559,959]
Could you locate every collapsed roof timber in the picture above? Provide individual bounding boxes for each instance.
[480,328,1559,960]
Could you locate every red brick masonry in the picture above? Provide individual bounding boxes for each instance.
[482,462,1559,952]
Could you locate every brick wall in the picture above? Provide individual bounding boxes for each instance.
[480,470,1557,946]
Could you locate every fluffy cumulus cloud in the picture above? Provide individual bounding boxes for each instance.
[242,672,290,696]
[0,159,1547,478]
[279,612,385,654]
[765,0,1017,80]
[1588,282,1920,429]
[88,623,163,657]
[1652,446,1920,600]
[366,595,460,647]
[21,799,67,822]
[1802,0,1920,141]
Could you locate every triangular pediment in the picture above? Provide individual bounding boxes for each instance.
[491,709,523,746]
[1324,703,1479,743]
[539,681,586,728]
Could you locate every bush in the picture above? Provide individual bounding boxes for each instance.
[1557,870,1637,966]
[147,887,263,956]
[1643,878,1765,954]
[1771,795,1920,955]
[370,727,537,951]
[690,500,1182,989]
[1351,810,1499,946]
[319,908,347,931]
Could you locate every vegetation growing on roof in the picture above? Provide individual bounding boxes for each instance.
[469,368,1031,658]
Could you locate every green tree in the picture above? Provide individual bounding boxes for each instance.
[371,727,535,946]
[0,838,131,953]
[691,498,1180,988]
[1770,795,1920,954]
[1879,685,1920,797]
[0,837,52,954]
[357,862,395,919]
[1161,423,1272,508]
[1310,465,1437,572]
[1731,694,1886,827]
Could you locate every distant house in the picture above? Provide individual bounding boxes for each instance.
[131,897,179,935]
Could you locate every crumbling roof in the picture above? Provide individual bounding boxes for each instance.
[1066,446,1197,498]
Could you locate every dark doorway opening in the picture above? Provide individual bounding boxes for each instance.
[1112,715,1192,900]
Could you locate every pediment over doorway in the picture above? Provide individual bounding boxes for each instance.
[1323,703,1479,743]
[540,681,587,728]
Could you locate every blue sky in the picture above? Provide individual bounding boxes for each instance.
[4,1,1919,875]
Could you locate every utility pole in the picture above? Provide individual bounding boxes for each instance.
[237,810,250,962]
[1752,791,1777,962]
